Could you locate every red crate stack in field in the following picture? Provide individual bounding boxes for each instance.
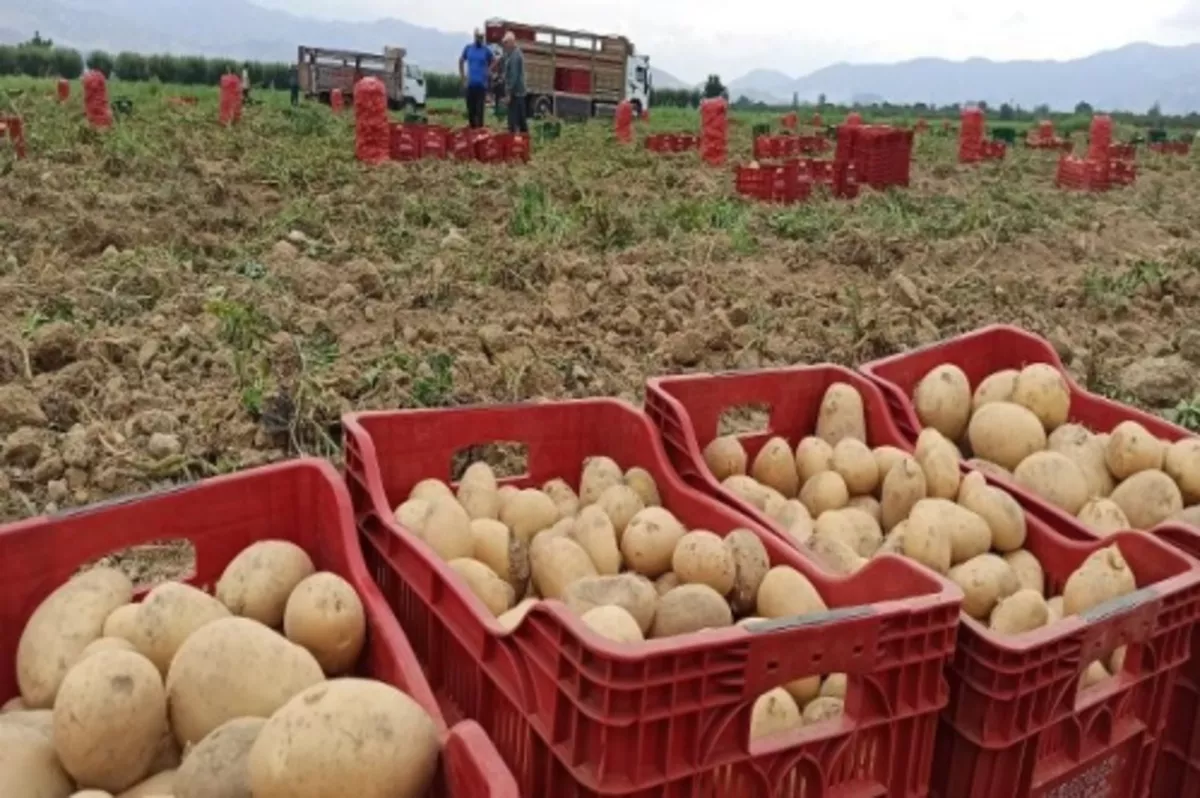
[734,161,814,204]
[1150,141,1192,155]
[1054,115,1136,191]
[959,107,1003,162]
[835,124,913,190]
[645,132,699,153]
[1087,114,1113,161]
[389,126,529,165]
[752,134,829,160]
[1027,119,1073,151]
[0,116,24,159]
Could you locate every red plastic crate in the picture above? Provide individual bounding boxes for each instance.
[422,125,450,159]
[1,116,26,160]
[502,133,531,163]
[391,123,423,161]
[734,162,813,204]
[645,133,699,154]
[1149,141,1191,156]
[643,366,1200,798]
[343,399,962,797]
[475,133,505,163]
[0,459,518,798]
[449,129,477,160]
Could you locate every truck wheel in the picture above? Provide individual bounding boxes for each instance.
[631,100,643,117]
[533,96,553,119]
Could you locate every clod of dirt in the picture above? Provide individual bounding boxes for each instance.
[147,432,182,459]
[892,273,923,309]
[3,426,51,468]
[1178,329,1200,365]
[330,283,359,304]
[666,329,706,367]
[46,479,69,504]
[0,385,48,433]
[270,239,300,263]
[61,426,94,469]
[31,454,64,483]
[29,321,79,374]
[1119,355,1195,407]
[545,281,575,323]
[286,229,311,245]
[1047,327,1076,361]
[137,339,160,369]
[128,409,178,437]
[478,324,507,357]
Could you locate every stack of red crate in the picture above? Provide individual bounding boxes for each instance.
[733,161,814,204]
[1027,120,1073,151]
[959,107,985,162]
[645,132,699,153]
[752,134,829,159]
[1150,141,1192,155]
[1109,143,1137,160]
[392,125,529,165]
[0,116,24,160]
[1056,115,1136,192]
[836,124,913,189]
[787,157,859,198]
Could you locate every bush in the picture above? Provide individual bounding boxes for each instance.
[177,55,209,85]
[0,46,15,76]
[146,54,179,83]
[51,47,84,79]
[87,50,114,77]
[15,46,50,77]
[425,71,459,99]
[205,58,239,85]
[114,51,149,81]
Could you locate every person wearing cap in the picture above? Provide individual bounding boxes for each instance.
[502,31,528,134]
[459,29,494,128]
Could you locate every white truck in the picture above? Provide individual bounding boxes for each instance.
[297,46,426,111]
[484,19,651,119]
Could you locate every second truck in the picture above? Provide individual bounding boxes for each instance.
[484,19,651,120]
[297,45,427,111]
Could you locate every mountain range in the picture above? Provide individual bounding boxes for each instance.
[3,0,1199,112]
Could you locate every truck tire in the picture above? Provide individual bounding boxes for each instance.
[533,95,553,119]
[631,100,643,117]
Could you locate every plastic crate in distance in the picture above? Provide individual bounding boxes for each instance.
[0,459,517,798]
[643,366,1200,797]
[342,399,962,798]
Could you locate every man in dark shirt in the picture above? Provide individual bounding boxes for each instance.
[501,32,528,134]
[459,30,493,128]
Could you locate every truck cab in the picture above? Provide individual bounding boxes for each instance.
[404,62,427,109]
[627,54,651,115]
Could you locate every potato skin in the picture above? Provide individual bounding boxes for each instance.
[562,575,658,634]
[284,572,367,676]
[651,584,733,638]
[247,679,440,798]
[795,437,835,485]
[831,438,880,496]
[0,724,73,798]
[724,530,770,616]
[1011,363,1071,431]
[1106,421,1165,481]
[750,688,802,739]
[881,456,926,532]
[902,503,953,574]
[128,582,232,676]
[916,430,962,501]
[972,369,1018,411]
[1077,499,1130,536]
[914,364,972,442]
[621,507,688,578]
[17,567,134,709]
[960,483,1027,553]
[968,402,1047,472]
[800,471,850,519]
[580,456,625,506]
[752,437,801,499]
[581,605,645,643]
[570,506,621,575]
[948,554,1019,620]
[174,716,266,798]
[529,537,597,601]
[672,530,737,595]
[1048,424,1115,499]
[215,540,316,627]
[1063,546,1137,616]
[704,436,748,482]
[1109,469,1184,529]
[816,383,867,445]
[1165,439,1200,505]
[910,499,991,566]
[813,508,881,558]
[1004,549,1045,595]
[989,589,1050,635]
[756,567,828,618]
[1013,451,1090,516]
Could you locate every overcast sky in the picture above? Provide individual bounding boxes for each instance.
[256,0,1200,82]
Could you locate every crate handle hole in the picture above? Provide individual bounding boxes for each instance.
[451,441,529,481]
[78,538,198,590]
[718,403,773,437]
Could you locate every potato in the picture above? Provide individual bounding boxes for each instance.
[1106,421,1165,481]
[795,437,835,485]
[409,479,453,503]
[989,589,1050,635]
[247,679,439,798]
[914,364,972,441]
[751,437,801,498]
[805,535,866,576]
[1062,545,1137,616]
[457,462,500,520]
[876,522,907,557]
[529,537,597,601]
[847,495,881,525]
[0,724,73,798]
[174,716,265,798]
[471,518,532,591]
[949,553,1020,619]
[17,567,134,708]
[282,572,366,676]
[1,696,26,713]
[569,506,621,575]
[956,471,986,505]
[393,499,431,535]
[596,484,646,539]
[73,792,115,798]
[722,530,771,615]
[624,467,662,508]
[654,572,681,596]
[0,708,54,738]
[801,697,844,725]
[779,675,820,707]
[580,456,625,505]
[915,499,991,566]
[621,507,688,578]
[1109,646,1127,673]
[965,458,1012,481]
[831,438,879,496]
[1048,424,1115,498]
[800,471,850,518]
[497,485,519,513]
[1011,363,1071,431]
[672,531,737,594]
[1013,451,1090,515]
[104,603,141,643]
[1165,439,1200,505]
[1046,596,1064,624]
[562,574,658,634]
[960,482,1026,553]
[651,584,733,638]
[581,605,644,643]
[750,688,802,739]
[497,598,539,631]
[704,436,748,482]
[916,430,961,500]
[117,769,176,797]
[1110,469,1184,529]
[52,650,167,792]
[166,617,324,746]
[128,582,232,677]
[814,508,882,558]
[1174,505,1200,527]
[972,369,1018,411]
[872,446,907,484]
[542,478,580,519]
[75,636,137,665]
[722,475,777,511]
[756,567,827,618]
[770,498,813,529]
[968,402,1048,472]
[900,502,952,574]
[499,489,560,546]
[816,382,867,445]
[820,673,847,699]
[1080,661,1110,690]
[215,540,316,628]
[880,456,926,532]
[1004,549,1045,595]
[1077,499,1130,536]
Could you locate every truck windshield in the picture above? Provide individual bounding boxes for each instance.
[407,65,423,80]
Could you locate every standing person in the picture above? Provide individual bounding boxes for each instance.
[241,66,251,103]
[289,64,300,107]
[501,31,528,134]
[490,45,506,119]
[459,29,493,129]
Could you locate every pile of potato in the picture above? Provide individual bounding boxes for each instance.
[1,540,440,798]
[392,456,845,739]
[911,361,1200,534]
[698,379,1141,675]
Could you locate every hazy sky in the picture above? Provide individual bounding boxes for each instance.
[256,0,1200,81]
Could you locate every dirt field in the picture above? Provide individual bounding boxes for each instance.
[1,80,1198,521]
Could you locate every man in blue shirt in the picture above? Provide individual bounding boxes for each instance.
[459,30,493,129]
